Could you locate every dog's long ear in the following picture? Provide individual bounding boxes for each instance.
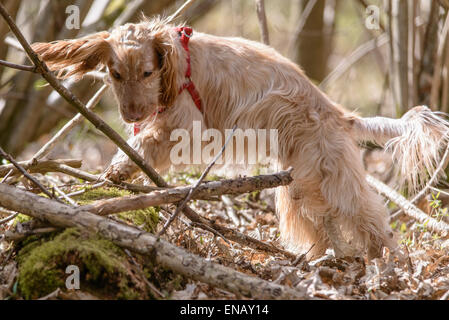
[31,31,111,79]
[154,32,178,107]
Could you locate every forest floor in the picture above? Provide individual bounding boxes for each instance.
[1,144,449,300]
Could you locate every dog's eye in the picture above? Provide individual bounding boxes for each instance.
[143,71,153,78]
[111,70,121,80]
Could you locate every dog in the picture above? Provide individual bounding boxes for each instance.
[32,17,449,259]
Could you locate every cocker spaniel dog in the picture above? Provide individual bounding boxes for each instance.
[32,17,449,259]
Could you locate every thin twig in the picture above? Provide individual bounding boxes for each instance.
[52,163,162,194]
[167,0,196,23]
[255,0,270,45]
[38,288,61,300]
[0,146,57,201]
[80,169,293,216]
[320,34,389,90]
[33,84,109,160]
[0,59,36,72]
[158,125,237,236]
[367,174,449,235]
[0,159,81,177]
[46,176,78,206]
[0,211,18,225]
[288,0,318,56]
[62,181,107,199]
[191,221,232,246]
[0,169,13,183]
[123,248,164,299]
[4,226,60,242]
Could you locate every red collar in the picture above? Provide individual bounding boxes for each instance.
[134,26,202,136]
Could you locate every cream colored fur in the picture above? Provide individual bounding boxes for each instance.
[32,18,449,259]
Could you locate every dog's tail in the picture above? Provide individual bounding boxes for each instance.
[351,106,449,191]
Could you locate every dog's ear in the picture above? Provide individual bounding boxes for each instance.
[31,31,111,79]
[154,32,178,107]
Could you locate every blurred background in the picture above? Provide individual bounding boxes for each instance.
[0,0,448,173]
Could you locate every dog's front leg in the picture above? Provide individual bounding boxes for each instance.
[103,135,141,183]
[103,125,175,183]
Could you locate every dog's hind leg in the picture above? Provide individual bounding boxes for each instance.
[323,214,359,258]
[317,142,395,258]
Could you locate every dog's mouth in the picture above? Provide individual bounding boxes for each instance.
[121,111,151,124]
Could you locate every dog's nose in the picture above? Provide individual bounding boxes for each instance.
[122,103,145,122]
[123,113,144,122]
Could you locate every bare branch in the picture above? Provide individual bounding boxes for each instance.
[0,146,57,201]
[81,169,293,216]
[288,0,318,55]
[255,0,270,45]
[167,0,196,23]
[0,59,36,72]
[320,34,389,90]
[0,159,81,177]
[33,84,109,160]
[367,174,449,235]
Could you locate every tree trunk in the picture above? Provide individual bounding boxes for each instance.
[294,0,336,82]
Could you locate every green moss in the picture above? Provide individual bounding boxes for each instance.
[13,214,33,225]
[73,187,160,233]
[117,207,159,233]
[18,228,147,299]
[74,187,132,203]
[165,170,223,185]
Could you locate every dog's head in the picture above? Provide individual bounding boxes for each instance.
[32,20,178,124]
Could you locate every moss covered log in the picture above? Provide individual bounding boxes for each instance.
[17,228,149,299]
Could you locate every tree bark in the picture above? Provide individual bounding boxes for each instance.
[81,169,293,215]
[0,158,81,177]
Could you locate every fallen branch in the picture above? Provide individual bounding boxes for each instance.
[367,174,449,235]
[0,159,81,177]
[0,183,309,300]
[81,169,296,259]
[44,162,162,193]
[4,226,59,242]
[81,169,293,216]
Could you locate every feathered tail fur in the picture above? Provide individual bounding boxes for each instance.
[352,106,449,192]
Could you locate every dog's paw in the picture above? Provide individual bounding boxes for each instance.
[102,163,131,183]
